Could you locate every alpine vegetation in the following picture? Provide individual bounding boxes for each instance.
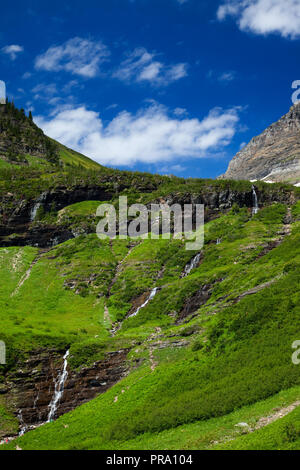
[1,0,300,453]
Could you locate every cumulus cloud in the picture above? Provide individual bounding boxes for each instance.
[217,0,300,39]
[113,48,188,86]
[35,37,110,78]
[35,103,241,166]
[1,44,24,60]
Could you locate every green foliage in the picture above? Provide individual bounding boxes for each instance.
[216,406,300,450]
[0,189,300,450]
[69,339,106,369]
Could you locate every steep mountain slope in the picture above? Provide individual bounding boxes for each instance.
[0,104,300,451]
[0,193,300,449]
[221,103,300,185]
[0,102,101,170]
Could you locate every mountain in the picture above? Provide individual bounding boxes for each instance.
[0,104,300,451]
[221,103,300,185]
[0,101,101,170]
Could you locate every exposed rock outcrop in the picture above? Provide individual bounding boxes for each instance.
[0,184,295,248]
[0,185,113,247]
[222,103,300,184]
[3,348,129,435]
[177,284,214,322]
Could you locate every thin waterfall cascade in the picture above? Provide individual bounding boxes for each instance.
[47,350,70,423]
[30,192,47,222]
[252,186,259,215]
[129,288,158,318]
[216,238,221,245]
[33,390,40,410]
[18,410,27,437]
[182,252,202,277]
[30,203,41,222]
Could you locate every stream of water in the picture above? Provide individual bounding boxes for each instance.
[47,350,70,423]
[129,288,158,318]
[18,410,27,437]
[252,186,259,215]
[182,252,202,277]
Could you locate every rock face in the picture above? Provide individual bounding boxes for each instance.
[0,185,114,247]
[177,283,214,322]
[0,184,295,248]
[222,103,300,184]
[3,348,129,434]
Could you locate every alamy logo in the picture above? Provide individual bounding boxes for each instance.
[291,80,300,105]
[0,80,6,105]
[0,341,6,365]
[96,197,204,251]
[292,340,300,365]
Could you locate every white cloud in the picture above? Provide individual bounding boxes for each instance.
[114,47,188,86]
[218,71,236,82]
[35,103,241,166]
[174,107,188,117]
[160,163,187,174]
[207,70,237,84]
[217,0,300,39]
[32,83,58,100]
[106,103,119,110]
[1,44,24,60]
[22,72,32,79]
[35,37,110,78]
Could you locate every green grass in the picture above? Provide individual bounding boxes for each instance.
[114,385,300,450]
[1,200,300,450]
[0,236,132,372]
[216,405,300,450]
[57,143,102,170]
[0,396,19,440]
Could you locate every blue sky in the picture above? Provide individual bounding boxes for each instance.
[1,0,300,178]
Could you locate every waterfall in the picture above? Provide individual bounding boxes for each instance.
[129,288,158,318]
[30,192,47,222]
[216,238,221,245]
[47,350,70,423]
[252,186,259,215]
[18,410,27,437]
[33,389,40,412]
[182,252,202,277]
[30,203,41,222]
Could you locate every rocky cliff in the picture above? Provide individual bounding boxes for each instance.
[222,103,300,184]
[0,182,295,247]
[1,348,129,435]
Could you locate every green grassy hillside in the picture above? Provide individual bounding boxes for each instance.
[0,101,102,171]
[1,199,300,450]
[57,143,102,170]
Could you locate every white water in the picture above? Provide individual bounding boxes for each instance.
[252,186,259,215]
[30,192,47,222]
[33,389,40,411]
[216,238,221,245]
[47,350,70,423]
[182,252,202,277]
[18,410,27,437]
[129,288,158,318]
[30,203,41,222]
